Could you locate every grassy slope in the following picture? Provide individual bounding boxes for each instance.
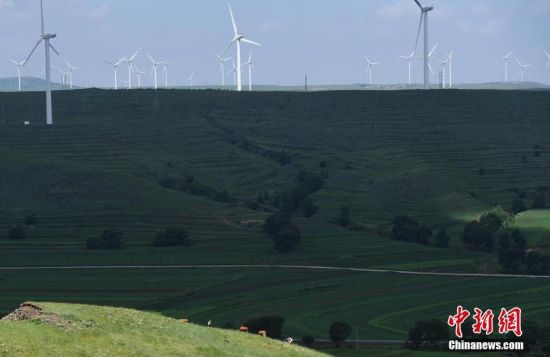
[0,89,549,344]
[0,302,324,357]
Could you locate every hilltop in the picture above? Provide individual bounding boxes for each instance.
[0,302,323,357]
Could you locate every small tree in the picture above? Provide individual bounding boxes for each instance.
[339,207,350,227]
[329,321,352,348]
[272,224,301,252]
[408,319,449,349]
[301,335,315,348]
[87,229,124,249]
[8,225,26,240]
[154,227,192,247]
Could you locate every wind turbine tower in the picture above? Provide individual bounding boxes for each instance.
[413,0,434,89]
[104,58,125,90]
[24,0,59,125]
[222,3,262,92]
[397,51,415,85]
[242,51,254,91]
[215,54,232,86]
[543,48,550,83]
[125,49,140,89]
[146,52,167,90]
[8,59,25,92]
[65,61,79,89]
[364,57,380,86]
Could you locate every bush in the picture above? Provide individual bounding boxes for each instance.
[302,335,315,348]
[392,216,432,245]
[154,227,192,247]
[24,213,37,226]
[272,224,301,252]
[408,319,449,350]
[329,321,352,348]
[463,221,494,252]
[8,225,26,240]
[244,315,285,339]
[86,229,124,249]
[300,197,318,217]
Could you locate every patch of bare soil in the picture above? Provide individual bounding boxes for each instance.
[1,302,72,330]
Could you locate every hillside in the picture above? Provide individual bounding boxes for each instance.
[0,89,549,344]
[0,302,323,357]
[0,77,66,92]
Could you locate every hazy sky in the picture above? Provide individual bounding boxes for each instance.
[0,0,549,87]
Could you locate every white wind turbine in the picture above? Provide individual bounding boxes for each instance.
[397,51,415,85]
[131,63,147,88]
[186,72,194,87]
[125,49,140,89]
[413,0,434,89]
[103,58,125,90]
[516,59,531,82]
[228,59,238,85]
[8,59,25,91]
[146,52,167,90]
[242,51,255,91]
[215,54,232,86]
[446,51,455,88]
[364,57,380,85]
[435,50,453,89]
[162,64,169,88]
[53,66,68,88]
[24,0,60,125]
[502,50,514,83]
[65,60,79,89]
[542,48,550,83]
[222,3,262,92]
[435,56,448,88]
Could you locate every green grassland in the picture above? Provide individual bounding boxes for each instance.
[0,89,549,352]
[0,302,325,357]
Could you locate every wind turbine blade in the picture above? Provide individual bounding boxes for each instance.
[414,0,423,10]
[504,50,514,59]
[103,59,114,66]
[145,52,155,64]
[429,63,434,75]
[414,12,424,53]
[115,58,126,66]
[241,38,262,47]
[409,51,415,58]
[24,38,43,66]
[221,40,235,56]
[228,3,238,36]
[40,0,45,35]
[429,44,438,57]
[543,48,550,59]
[516,59,523,66]
[49,43,60,56]
[9,58,19,65]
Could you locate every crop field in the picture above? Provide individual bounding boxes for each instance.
[0,89,549,350]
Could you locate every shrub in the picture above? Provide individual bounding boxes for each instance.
[8,225,26,240]
[329,321,352,348]
[244,315,285,339]
[263,211,291,235]
[86,229,124,249]
[154,227,192,247]
[272,224,301,252]
[408,319,449,350]
[392,216,432,245]
[463,221,494,252]
[435,228,450,248]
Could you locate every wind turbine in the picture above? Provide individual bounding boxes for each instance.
[413,0,434,89]
[131,63,147,88]
[215,54,232,86]
[65,60,79,89]
[146,52,167,90]
[125,49,140,89]
[8,59,25,91]
[23,0,60,125]
[162,64,169,88]
[242,51,255,91]
[103,58,125,90]
[502,50,514,83]
[228,59,238,86]
[364,57,380,85]
[543,48,550,83]
[435,50,453,89]
[435,56,448,88]
[53,66,68,88]
[446,51,455,88]
[221,3,262,92]
[186,72,194,87]
[516,59,531,82]
[397,51,415,85]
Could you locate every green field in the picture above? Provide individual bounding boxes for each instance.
[0,89,549,353]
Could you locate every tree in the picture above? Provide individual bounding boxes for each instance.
[329,321,352,348]
[87,229,124,249]
[153,227,192,247]
[462,221,494,252]
[300,197,318,217]
[8,225,26,240]
[408,319,449,349]
[244,315,285,339]
[497,229,527,273]
[272,224,301,252]
[263,211,291,235]
[392,216,432,245]
[435,228,450,248]
[301,335,315,348]
[339,207,350,228]
[479,212,504,233]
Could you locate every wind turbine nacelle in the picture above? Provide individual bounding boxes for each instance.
[424,6,434,12]
[42,33,56,39]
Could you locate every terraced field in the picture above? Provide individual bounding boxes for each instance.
[0,89,549,349]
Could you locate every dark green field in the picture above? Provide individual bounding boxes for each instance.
[0,89,549,352]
